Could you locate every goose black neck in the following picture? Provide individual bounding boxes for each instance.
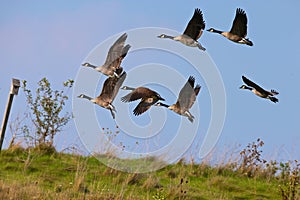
[212,29,223,34]
[245,86,253,91]
[84,63,96,69]
[123,86,135,91]
[79,94,93,101]
[159,103,170,108]
[165,35,174,39]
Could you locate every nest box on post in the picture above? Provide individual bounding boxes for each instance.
[10,78,20,95]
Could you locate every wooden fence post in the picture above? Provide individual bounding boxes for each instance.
[0,78,20,152]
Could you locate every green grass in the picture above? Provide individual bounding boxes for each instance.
[0,147,294,200]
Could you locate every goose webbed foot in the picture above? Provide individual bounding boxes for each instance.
[197,43,206,51]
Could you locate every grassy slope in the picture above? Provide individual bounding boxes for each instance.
[0,148,284,200]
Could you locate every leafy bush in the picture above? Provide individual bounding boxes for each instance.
[22,78,73,148]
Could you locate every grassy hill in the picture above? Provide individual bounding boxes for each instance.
[0,146,298,200]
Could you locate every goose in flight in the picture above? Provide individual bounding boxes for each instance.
[155,76,201,122]
[82,33,131,77]
[158,8,206,51]
[121,86,165,116]
[207,8,253,46]
[77,68,127,119]
[240,75,279,103]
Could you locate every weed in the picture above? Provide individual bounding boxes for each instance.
[143,175,162,190]
[126,173,144,185]
[278,160,300,200]
[263,160,279,181]
[152,188,166,200]
[239,138,267,177]
[73,158,89,193]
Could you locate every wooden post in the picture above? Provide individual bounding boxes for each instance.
[0,78,20,152]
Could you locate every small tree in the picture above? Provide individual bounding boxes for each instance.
[22,77,73,147]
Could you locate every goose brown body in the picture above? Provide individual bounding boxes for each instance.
[156,76,201,123]
[121,86,165,116]
[77,68,127,118]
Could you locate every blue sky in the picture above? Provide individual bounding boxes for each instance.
[1,1,300,163]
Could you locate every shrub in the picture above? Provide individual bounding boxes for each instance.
[22,78,73,148]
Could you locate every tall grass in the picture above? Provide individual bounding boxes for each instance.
[0,138,299,200]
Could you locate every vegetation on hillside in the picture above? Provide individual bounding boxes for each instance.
[0,139,299,200]
[1,79,299,199]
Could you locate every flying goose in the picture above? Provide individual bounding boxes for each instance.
[121,86,165,116]
[240,75,279,103]
[77,68,127,119]
[158,8,206,51]
[82,33,131,77]
[207,8,253,46]
[155,76,201,122]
